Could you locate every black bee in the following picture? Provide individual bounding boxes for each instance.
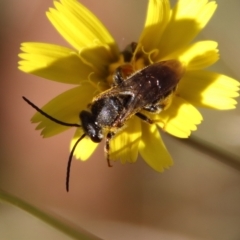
[23,58,184,191]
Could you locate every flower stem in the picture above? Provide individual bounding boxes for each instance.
[0,189,101,240]
[185,135,240,171]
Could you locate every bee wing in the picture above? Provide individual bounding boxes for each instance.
[92,84,137,102]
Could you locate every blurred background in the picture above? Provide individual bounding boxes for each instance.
[0,0,240,239]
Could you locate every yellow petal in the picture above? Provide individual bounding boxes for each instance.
[70,128,98,161]
[157,96,203,138]
[161,41,219,70]
[138,0,170,52]
[110,117,141,163]
[32,84,96,137]
[156,0,217,59]
[178,71,240,109]
[18,42,95,84]
[47,0,118,58]
[139,123,173,172]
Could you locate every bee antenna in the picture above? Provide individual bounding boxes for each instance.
[22,96,81,128]
[66,133,86,192]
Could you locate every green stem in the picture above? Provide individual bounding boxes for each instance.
[0,190,101,240]
[183,135,240,171]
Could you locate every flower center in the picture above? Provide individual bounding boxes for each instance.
[107,42,150,86]
[105,42,185,113]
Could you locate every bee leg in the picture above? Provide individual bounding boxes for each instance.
[113,65,134,86]
[113,67,124,86]
[105,131,115,167]
[136,112,166,130]
[135,112,154,124]
[143,104,164,114]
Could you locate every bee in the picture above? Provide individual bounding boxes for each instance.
[23,58,184,191]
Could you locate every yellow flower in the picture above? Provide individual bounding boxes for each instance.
[19,0,239,172]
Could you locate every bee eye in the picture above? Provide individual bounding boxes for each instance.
[87,123,102,143]
[90,131,103,143]
[80,110,103,143]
